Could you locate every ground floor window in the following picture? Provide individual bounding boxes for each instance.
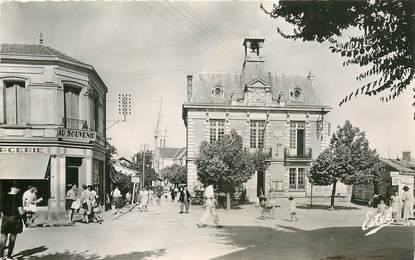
[289,168,306,190]
[271,181,283,191]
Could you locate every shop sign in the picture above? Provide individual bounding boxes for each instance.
[131,177,140,183]
[391,176,399,186]
[57,128,96,141]
[0,147,47,154]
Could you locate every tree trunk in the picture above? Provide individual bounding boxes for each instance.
[226,192,231,210]
[330,182,337,210]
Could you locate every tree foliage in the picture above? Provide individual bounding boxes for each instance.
[196,130,256,193]
[160,164,187,185]
[262,1,415,106]
[131,151,159,188]
[309,120,384,208]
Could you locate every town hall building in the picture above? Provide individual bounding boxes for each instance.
[182,31,345,200]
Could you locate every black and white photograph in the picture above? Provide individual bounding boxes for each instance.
[0,1,414,259]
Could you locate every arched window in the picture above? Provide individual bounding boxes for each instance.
[3,80,27,125]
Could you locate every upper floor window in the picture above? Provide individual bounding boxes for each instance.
[250,120,265,148]
[209,119,225,143]
[63,85,82,129]
[289,121,305,154]
[4,81,27,126]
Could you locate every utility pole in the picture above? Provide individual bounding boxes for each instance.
[141,144,149,190]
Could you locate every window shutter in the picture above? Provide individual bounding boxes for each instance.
[16,84,27,125]
[5,84,16,124]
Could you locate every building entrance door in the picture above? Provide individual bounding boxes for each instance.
[65,157,82,192]
[257,170,265,197]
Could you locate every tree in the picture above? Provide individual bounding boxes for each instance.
[196,130,256,209]
[160,164,187,185]
[262,1,415,108]
[309,120,384,209]
[131,151,158,188]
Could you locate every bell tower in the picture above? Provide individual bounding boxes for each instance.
[242,30,265,83]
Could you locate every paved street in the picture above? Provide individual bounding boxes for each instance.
[9,199,415,260]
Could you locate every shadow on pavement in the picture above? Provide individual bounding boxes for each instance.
[297,204,360,210]
[13,248,166,260]
[12,246,48,259]
[212,225,414,260]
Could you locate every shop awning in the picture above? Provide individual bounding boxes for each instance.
[0,154,50,179]
[113,163,138,176]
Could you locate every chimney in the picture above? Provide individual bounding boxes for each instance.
[186,75,193,102]
[307,70,315,81]
[402,151,411,162]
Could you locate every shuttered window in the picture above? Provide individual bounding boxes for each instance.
[64,86,80,120]
[4,81,27,125]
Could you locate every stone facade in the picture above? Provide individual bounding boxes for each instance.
[182,31,339,199]
[0,44,107,219]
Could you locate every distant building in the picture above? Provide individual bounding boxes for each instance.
[353,151,415,203]
[154,147,186,174]
[182,31,346,199]
[0,43,107,219]
[113,157,138,176]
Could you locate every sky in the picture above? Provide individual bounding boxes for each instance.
[1,1,414,159]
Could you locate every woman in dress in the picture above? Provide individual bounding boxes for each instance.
[390,191,401,222]
[401,186,414,226]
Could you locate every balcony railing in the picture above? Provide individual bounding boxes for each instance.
[244,147,272,159]
[62,117,88,130]
[284,147,312,161]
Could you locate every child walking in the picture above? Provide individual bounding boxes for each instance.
[288,196,297,222]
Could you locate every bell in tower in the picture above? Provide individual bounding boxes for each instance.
[242,30,266,84]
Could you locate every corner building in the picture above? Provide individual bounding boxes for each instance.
[182,32,346,199]
[0,44,107,219]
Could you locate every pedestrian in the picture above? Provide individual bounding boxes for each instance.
[66,184,78,224]
[179,186,191,213]
[401,186,414,226]
[197,184,219,228]
[111,186,122,215]
[0,182,24,260]
[125,191,132,205]
[156,187,162,206]
[22,186,34,227]
[91,197,104,224]
[377,199,387,216]
[288,196,298,222]
[174,187,179,201]
[170,188,176,202]
[80,185,91,223]
[148,189,154,206]
[24,187,42,227]
[390,191,401,222]
[140,187,149,212]
[259,189,266,205]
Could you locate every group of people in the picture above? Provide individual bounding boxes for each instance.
[375,186,414,226]
[66,184,102,224]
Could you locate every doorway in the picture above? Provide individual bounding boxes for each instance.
[297,128,305,156]
[65,157,82,192]
[257,170,265,197]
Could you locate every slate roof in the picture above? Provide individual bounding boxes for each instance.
[189,71,323,107]
[158,147,186,159]
[380,158,415,174]
[1,43,82,63]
